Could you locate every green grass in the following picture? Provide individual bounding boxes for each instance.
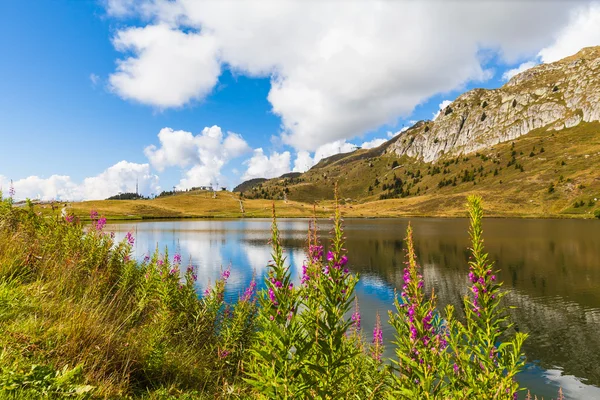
[243,121,600,219]
[0,204,257,398]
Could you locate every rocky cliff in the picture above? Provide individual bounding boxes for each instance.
[388,46,600,162]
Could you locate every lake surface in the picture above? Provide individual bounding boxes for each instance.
[107,217,600,399]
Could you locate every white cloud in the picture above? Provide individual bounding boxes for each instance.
[387,126,409,138]
[502,61,538,81]
[360,138,386,149]
[539,3,600,63]
[105,0,586,150]
[313,140,357,164]
[432,100,453,120]
[144,125,251,188]
[109,24,220,108]
[89,73,100,86]
[0,161,160,201]
[242,149,291,180]
[292,151,314,173]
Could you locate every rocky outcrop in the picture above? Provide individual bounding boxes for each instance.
[388,46,600,162]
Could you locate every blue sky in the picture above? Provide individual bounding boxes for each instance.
[1,0,599,200]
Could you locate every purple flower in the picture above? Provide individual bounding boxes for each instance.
[169,267,178,275]
[268,287,277,304]
[125,231,135,246]
[143,255,150,262]
[173,253,181,264]
[373,322,383,345]
[8,181,15,199]
[351,310,361,330]
[222,269,230,280]
[218,349,230,359]
[95,217,106,231]
[64,215,74,223]
[90,210,98,220]
[242,280,256,302]
[204,287,211,297]
[157,260,164,266]
[453,363,459,374]
[339,255,348,266]
[326,251,335,261]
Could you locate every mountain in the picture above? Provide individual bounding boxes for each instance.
[237,47,600,218]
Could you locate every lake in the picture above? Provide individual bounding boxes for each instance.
[107,217,600,399]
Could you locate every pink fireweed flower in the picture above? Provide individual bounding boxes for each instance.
[222,269,230,280]
[339,255,348,266]
[143,255,150,262]
[268,287,277,305]
[157,260,163,266]
[8,182,15,199]
[95,217,106,231]
[351,301,361,331]
[274,280,282,288]
[218,349,230,359]
[125,231,135,246]
[242,280,256,302]
[326,251,335,261]
[90,210,98,220]
[64,214,74,223]
[169,267,178,275]
[372,313,383,361]
[173,253,181,264]
[204,287,211,297]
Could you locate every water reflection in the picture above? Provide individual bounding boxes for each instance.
[107,217,600,399]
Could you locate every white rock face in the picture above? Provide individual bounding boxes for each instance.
[388,46,600,162]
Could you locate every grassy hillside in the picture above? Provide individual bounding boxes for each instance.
[34,122,600,221]
[240,122,600,218]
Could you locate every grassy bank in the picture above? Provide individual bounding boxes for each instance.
[33,189,600,222]
[0,194,568,399]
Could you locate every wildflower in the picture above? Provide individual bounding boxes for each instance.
[372,313,383,361]
[169,267,178,275]
[90,210,98,220]
[125,231,135,246]
[222,269,230,280]
[268,287,277,305]
[204,288,211,297]
[95,217,106,231]
[8,181,15,199]
[453,363,459,374]
[64,214,74,223]
[242,279,256,302]
[218,349,230,359]
[143,255,150,262]
[351,299,361,330]
[157,260,163,266]
[326,251,334,261]
[173,253,181,264]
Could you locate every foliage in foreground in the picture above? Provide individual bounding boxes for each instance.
[0,189,563,399]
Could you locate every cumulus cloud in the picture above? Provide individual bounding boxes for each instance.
[0,161,160,201]
[387,126,410,138]
[432,100,453,120]
[539,2,600,63]
[242,149,291,181]
[144,125,251,188]
[105,0,588,150]
[109,24,220,108]
[292,151,314,173]
[502,61,538,81]
[360,138,386,149]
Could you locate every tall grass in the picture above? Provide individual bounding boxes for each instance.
[0,191,563,399]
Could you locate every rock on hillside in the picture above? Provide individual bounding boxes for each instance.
[388,46,600,162]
